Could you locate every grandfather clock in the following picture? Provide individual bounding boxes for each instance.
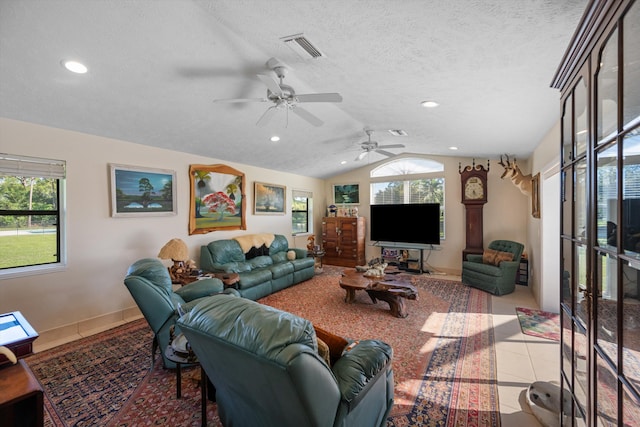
[459,160,489,261]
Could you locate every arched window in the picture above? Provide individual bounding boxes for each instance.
[370,157,445,239]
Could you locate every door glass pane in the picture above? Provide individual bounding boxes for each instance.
[575,160,587,241]
[596,252,618,363]
[575,78,588,157]
[622,260,640,396]
[622,383,640,426]
[563,168,574,237]
[563,238,573,308]
[596,142,618,248]
[576,243,588,329]
[562,308,573,378]
[622,129,640,258]
[623,1,640,129]
[564,93,574,164]
[596,354,618,426]
[597,29,618,143]
[574,323,588,420]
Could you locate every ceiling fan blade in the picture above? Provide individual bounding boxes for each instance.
[257,74,283,97]
[375,149,397,158]
[213,97,268,103]
[256,106,278,127]
[356,151,368,161]
[377,144,405,149]
[291,106,324,127]
[295,93,343,103]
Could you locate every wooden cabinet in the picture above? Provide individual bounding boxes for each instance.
[0,360,44,427]
[321,217,365,267]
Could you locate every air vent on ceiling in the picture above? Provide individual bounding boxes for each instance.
[281,33,323,59]
[388,129,408,136]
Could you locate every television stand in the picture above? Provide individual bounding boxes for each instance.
[374,242,435,274]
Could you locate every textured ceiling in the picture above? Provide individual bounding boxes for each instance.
[0,0,587,179]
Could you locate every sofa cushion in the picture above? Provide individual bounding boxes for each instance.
[248,255,273,269]
[270,261,294,279]
[206,239,245,264]
[270,234,289,254]
[238,268,273,289]
[290,257,315,271]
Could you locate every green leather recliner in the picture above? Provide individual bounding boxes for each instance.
[123,258,225,369]
[178,294,395,427]
[461,240,524,295]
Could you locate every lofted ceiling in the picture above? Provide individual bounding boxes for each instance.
[0,0,587,179]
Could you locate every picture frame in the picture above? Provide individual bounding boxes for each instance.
[333,183,360,205]
[109,164,177,217]
[254,182,286,215]
[531,173,540,219]
[189,164,246,235]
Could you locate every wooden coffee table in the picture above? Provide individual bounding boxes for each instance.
[339,270,418,318]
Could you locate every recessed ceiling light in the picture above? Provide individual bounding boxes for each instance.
[62,60,88,74]
[270,136,280,142]
[449,146,459,150]
[340,160,347,165]
[421,100,439,108]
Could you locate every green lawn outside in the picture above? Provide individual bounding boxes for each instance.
[0,234,57,268]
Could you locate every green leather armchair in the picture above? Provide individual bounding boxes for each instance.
[178,294,395,427]
[123,258,225,369]
[461,240,524,295]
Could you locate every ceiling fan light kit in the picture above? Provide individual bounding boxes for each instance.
[214,57,342,128]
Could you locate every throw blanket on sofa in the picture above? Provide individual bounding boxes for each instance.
[233,233,276,253]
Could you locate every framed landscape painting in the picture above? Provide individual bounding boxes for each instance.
[333,183,360,205]
[254,182,286,215]
[110,164,177,217]
[189,164,246,235]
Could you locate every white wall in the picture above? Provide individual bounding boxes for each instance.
[325,154,530,273]
[0,118,325,339]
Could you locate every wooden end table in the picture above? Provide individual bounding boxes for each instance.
[339,270,418,318]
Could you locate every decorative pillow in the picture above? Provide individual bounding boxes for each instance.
[482,248,498,264]
[287,250,296,261]
[493,250,514,265]
[316,337,331,366]
[314,326,349,366]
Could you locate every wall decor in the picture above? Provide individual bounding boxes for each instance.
[110,164,177,217]
[333,183,360,205]
[189,164,246,235]
[531,173,540,219]
[254,182,286,215]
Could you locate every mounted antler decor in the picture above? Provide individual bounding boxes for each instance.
[498,154,532,197]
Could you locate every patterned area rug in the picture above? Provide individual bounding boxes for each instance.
[28,266,499,426]
[516,306,560,341]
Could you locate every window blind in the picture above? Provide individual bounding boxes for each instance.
[292,189,312,199]
[0,154,66,178]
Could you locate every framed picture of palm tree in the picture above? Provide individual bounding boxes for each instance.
[110,164,177,217]
[189,164,246,235]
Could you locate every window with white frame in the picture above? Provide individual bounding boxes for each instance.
[292,189,313,235]
[370,158,446,239]
[0,154,66,276]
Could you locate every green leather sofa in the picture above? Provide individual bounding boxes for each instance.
[461,240,524,295]
[199,234,315,300]
[123,258,225,368]
[178,293,395,427]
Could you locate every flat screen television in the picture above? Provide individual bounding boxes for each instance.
[370,203,440,245]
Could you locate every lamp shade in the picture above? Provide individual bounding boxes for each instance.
[158,238,189,261]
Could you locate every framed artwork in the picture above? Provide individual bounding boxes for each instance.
[531,173,540,219]
[254,182,286,215]
[109,164,177,217]
[189,164,246,235]
[333,183,360,205]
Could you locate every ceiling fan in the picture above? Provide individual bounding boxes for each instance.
[213,57,342,127]
[355,130,405,161]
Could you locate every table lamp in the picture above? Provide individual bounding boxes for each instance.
[158,238,189,282]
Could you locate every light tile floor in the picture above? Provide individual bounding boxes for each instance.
[493,285,559,427]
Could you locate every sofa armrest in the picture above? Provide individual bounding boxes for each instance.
[292,248,308,259]
[175,278,224,302]
[331,339,393,410]
[467,254,483,263]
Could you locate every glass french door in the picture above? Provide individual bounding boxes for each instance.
[559,1,640,425]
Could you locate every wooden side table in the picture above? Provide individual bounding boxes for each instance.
[164,345,210,427]
[0,360,44,427]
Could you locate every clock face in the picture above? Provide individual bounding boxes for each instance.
[464,177,484,200]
